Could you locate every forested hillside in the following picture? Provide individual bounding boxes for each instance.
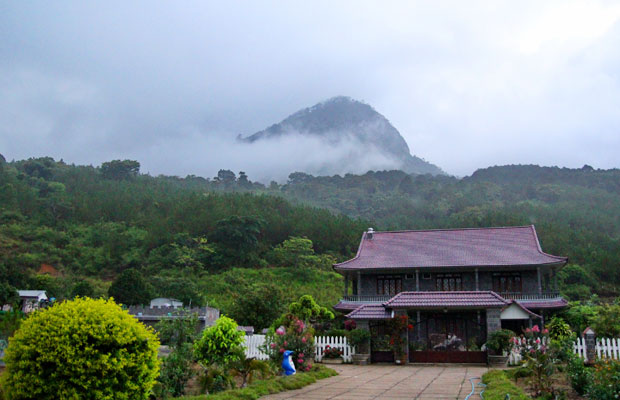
[0,156,368,328]
[1,157,618,329]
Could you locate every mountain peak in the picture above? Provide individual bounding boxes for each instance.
[241,97,444,176]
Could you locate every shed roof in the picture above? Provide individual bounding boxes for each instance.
[383,291,509,309]
[18,290,47,299]
[334,225,567,271]
[346,304,393,320]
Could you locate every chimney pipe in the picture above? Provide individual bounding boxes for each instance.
[367,227,374,240]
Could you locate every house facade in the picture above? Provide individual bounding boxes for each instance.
[333,226,567,363]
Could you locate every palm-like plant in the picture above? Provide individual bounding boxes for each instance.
[229,357,273,388]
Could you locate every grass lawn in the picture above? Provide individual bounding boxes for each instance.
[482,370,531,400]
[181,365,338,399]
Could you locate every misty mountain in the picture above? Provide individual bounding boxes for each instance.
[240,96,444,176]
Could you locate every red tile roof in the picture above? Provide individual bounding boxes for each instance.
[346,304,393,320]
[383,291,509,309]
[334,225,567,271]
[333,300,365,312]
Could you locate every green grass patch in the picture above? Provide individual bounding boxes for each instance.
[481,370,531,400]
[181,365,338,400]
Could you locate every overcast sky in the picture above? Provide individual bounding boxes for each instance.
[1,1,619,178]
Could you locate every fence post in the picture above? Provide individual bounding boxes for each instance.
[583,327,596,364]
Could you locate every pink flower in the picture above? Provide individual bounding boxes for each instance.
[542,328,549,334]
[299,353,304,357]
[535,338,541,344]
[532,325,540,333]
[525,328,531,333]
[297,359,303,363]
[276,327,285,335]
[279,348,285,353]
[302,337,307,343]
[284,341,288,346]
[270,343,276,349]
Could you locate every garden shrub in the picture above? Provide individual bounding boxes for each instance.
[263,313,315,372]
[486,328,514,355]
[1,297,160,400]
[566,354,591,395]
[586,359,620,399]
[194,316,245,367]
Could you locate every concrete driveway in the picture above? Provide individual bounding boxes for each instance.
[262,364,488,400]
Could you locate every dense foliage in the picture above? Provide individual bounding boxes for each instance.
[1,297,160,399]
[1,157,618,330]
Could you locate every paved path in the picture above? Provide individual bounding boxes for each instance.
[262,364,488,400]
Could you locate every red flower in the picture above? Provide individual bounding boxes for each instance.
[407,324,413,330]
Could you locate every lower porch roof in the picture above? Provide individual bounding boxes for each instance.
[383,291,509,309]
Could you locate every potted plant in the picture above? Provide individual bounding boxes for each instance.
[321,345,344,364]
[349,329,371,365]
[485,329,514,367]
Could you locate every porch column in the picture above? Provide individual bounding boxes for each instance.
[415,269,420,291]
[357,271,362,296]
[394,310,409,364]
[356,320,371,357]
[553,267,558,292]
[537,266,542,295]
[344,275,349,297]
[475,268,479,291]
[416,311,421,340]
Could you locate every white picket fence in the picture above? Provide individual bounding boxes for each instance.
[509,336,619,365]
[243,335,355,363]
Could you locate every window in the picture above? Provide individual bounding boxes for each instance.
[492,272,522,293]
[377,275,402,296]
[435,274,463,291]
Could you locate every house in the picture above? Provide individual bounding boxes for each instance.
[17,290,49,313]
[334,226,567,363]
[128,301,220,330]
[150,298,183,309]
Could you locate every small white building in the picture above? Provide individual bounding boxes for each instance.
[18,290,48,313]
[150,298,183,309]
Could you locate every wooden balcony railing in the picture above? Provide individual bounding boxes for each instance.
[497,291,562,300]
[341,295,392,303]
[341,291,563,303]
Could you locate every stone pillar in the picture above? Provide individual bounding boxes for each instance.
[344,275,349,297]
[357,271,362,296]
[475,268,479,291]
[486,308,502,336]
[553,268,558,292]
[415,269,420,291]
[537,266,542,295]
[583,327,596,364]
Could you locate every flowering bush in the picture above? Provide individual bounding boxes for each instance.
[586,359,620,399]
[263,313,315,372]
[388,315,413,357]
[514,325,558,397]
[322,345,343,359]
[344,319,356,331]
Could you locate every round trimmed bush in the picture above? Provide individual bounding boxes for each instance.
[2,297,160,399]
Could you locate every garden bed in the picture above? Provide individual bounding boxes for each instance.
[180,365,338,399]
[481,370,531,400]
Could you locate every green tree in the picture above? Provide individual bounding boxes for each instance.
[2,298,160,399]
[288,295,334,324]
[70,280,95,298]
[230,283,286,330]
[194,316,245,367]
[0,282,19,308]
[108,269,152,305]
[100,159,140,180]
[591,304,620,337]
